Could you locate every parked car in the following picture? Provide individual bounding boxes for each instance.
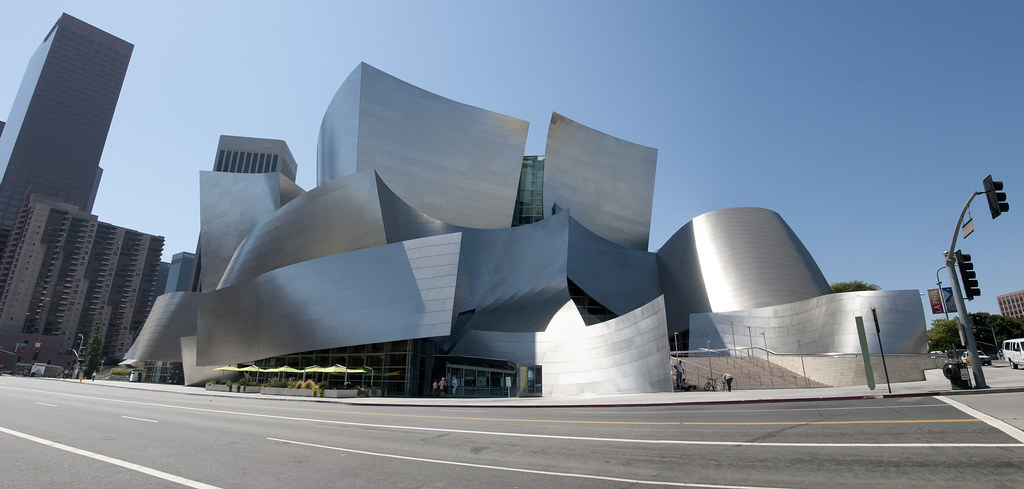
[955,349,992,366]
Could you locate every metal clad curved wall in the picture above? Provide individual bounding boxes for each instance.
[453,296,672,395]
[656,221,712,337]
[123,292,201,362]
[457,211,570,334]
[198,171,282,291]
[543,113,657,250]
[689,290,927,354]
[318,62,529,229]
[197,233,463,366]
[692,207,831,312]
[567,217,660,315]
[218,170,388,288]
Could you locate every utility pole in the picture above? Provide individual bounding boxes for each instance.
[942,175,1008,389]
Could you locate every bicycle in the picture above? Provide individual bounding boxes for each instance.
[703,378,720,391]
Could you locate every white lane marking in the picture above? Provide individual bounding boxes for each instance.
[0,424,220,489]
[268,436,792,489]
[34,402,58,407]
[936,396,1024,444]
[570,404,951,415]
[2,385,1021,448]
[122,416,158,423]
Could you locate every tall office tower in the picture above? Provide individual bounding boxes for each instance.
[164,251,197,294]
[0,14,132,251]
[997,290,1024,319]
[0,194,163,365]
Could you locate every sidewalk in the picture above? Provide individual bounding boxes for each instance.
[62,361,1024,409]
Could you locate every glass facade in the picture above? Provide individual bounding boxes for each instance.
[511,156,544,226]
[255,339,417,396]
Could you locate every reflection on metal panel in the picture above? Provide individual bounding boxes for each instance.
[318,62,528,229]
[218,170,457,288]
[690,290,927,354]
[656,221,712,337]
[453,296,672,395]
[543,113,657,250]
[123,292,200,362]
[198,172,282,291]
[197,233,463,366]
[180,335,224,386]
[567,217,660,316]
[457,211,570,334]
[691,207,830,312]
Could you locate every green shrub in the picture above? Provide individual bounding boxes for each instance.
[110,369,132,376]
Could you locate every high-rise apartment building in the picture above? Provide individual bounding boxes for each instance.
[997,290,1024,319]
[0,195,163,366]
[0,13,132,249]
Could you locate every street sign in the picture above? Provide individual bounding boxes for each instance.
[962,218,974,239]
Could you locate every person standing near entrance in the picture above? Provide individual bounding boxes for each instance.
[438,377,447,397]
[673,361,684,390]
[451,377,458,397]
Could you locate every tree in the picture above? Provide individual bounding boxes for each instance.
[927,318,960,352]
[926,313,1024,354]
[970,312,1024,353]
[830,280,880,293]
[84,327,104,378]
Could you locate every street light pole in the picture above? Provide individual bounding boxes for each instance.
[944,191,987,388]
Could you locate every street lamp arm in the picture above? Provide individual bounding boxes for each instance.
[946,191,980,263]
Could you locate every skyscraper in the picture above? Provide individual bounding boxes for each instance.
[0,13,132,249]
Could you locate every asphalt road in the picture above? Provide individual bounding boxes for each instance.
[1,377,1021,488]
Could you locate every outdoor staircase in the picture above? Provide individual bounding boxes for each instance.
[675,354,830,390]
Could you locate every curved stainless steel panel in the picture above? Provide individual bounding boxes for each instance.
[179,335,226,386]
[317,62,529,229]
[198,171,283,291]
[543,113,657,250]
[456,211,570,334]
[197,233,463,366]
[567,216,660,315]
[122,292,200,362]
[656,221,712,337]
[452,296,672,395]
[689,290,927,355]
[218,170,457,288]
[690,207,831,312]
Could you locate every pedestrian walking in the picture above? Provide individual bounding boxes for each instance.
[722,372,733,392]
[451,377,458,396]
[431,379,438,397]
[438,377,447,397]
[673,361,685,390]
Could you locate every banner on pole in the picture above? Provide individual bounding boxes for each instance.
[941,287,957,313]
[927,289,944,314]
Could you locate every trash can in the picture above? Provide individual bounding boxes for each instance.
[942,362,971,390]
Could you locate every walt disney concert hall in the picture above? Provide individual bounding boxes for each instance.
[124,63,927,396]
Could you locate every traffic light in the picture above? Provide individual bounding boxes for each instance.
[956,250,980,300]
[983,175,1008,219]
[33,349,39,361]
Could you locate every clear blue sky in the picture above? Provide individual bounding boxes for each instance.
[1,1,1022,319]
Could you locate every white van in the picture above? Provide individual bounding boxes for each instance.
[1003,338,1024,369]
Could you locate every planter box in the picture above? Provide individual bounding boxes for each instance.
[109,375,129,382]
[236,385,261,393]
[205,384,230,392]
[260,387,313,397]
[322,389,358,398]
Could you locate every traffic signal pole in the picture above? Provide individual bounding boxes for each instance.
[944,191,987,388]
